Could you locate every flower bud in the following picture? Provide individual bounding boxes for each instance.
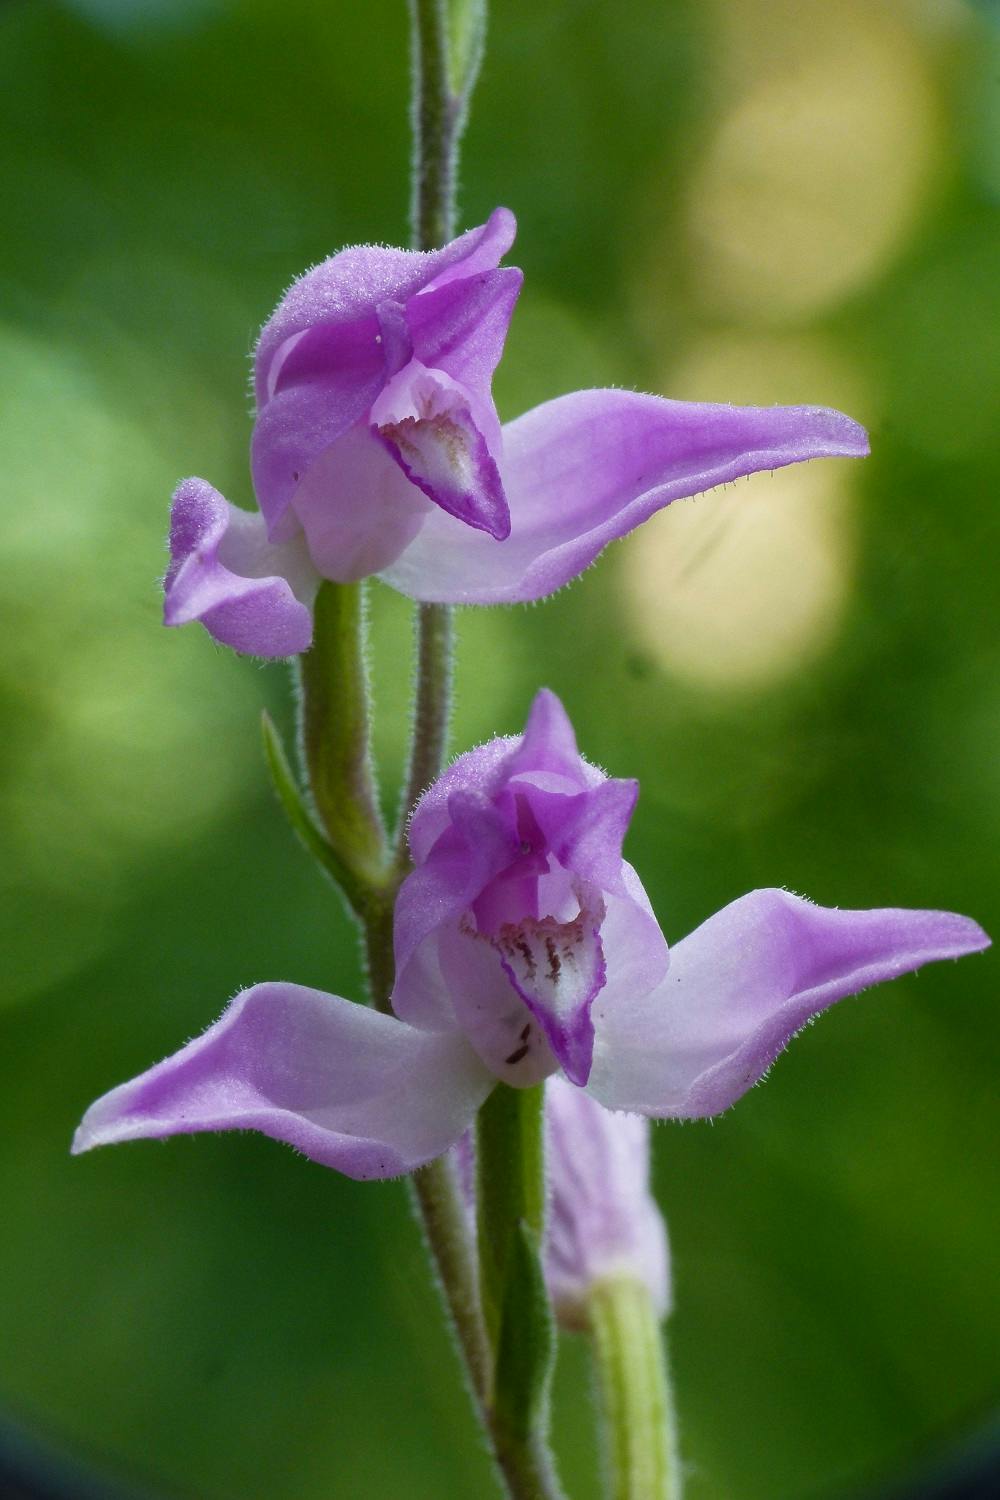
[544,1075,670,1330]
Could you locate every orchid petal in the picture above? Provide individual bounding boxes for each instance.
[545,1076,670,1325]
[588,890,990,1117]
[73,983,493,1180]
[406,266,522,448]
[255,208,516,404]
[521,778,639,895]
[393,792,519,1025]
[438,920,559,1088]
[502,687,587,785]
[372,361,509,538]
[494,901,607,1086]
[596,862,671,1004]
[407,736,519,866]
[251,319,384,535]
[288,424,433,583]
[379,389,869,603]
[164,479,317,657]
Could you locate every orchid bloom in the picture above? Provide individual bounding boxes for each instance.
[163,209,870,656]
[73,692,989,1178]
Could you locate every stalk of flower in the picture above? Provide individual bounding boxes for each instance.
[545,1079,677,1500]
[453,1076,677,1499]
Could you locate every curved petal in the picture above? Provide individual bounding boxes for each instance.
[545,1076,670,1325]
[597,862,671,1006]
[438,919,559,1088]
[371,361,509,538]
[251,318,385,534]
[379,389,869,603]
[502,687,587,786]
[521,778,639,895]
[588,889,990,1118]
[73,983,493,1180]
[255,208,517,403]
[164,479,317,657]
[494,900,607,1086]
[289,424,434,583]
[407,736,518,865]
[406,266,522,449]
[393,793,519,1013]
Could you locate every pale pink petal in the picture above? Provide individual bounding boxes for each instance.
[588,890,989,1117]
[164,478,317,657]
[73,983,492,1180]
[380,390,869,603]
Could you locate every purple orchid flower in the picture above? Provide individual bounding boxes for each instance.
[163,209,870,656]
[73,692,989,1179]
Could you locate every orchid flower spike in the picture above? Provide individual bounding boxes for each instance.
[74,692,989,1178]
[163,209,870,656]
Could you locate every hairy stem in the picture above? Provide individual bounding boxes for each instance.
[410,1155,493,1407]
[297,581,386,885]
[398,9,566,1500]
[409,0,458,250]
[587,1279,680,1500]
[397,600,454,865]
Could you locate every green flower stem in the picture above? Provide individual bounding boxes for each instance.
[475,1083,545,1352]
[396,600,454,866]
[587,1279,680,1500]
[409,0,464,250]
[297,581,387,887]
[477,1085,566,1500]
[399,0,488,858]
[410,1155,493,1406]
[261,709,370,918]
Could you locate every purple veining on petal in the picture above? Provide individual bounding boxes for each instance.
[372,361,510,539]
[494,900,607,1086]
[393,691,651,1089]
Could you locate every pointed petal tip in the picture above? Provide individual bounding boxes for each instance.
[560,1052,594,1090]
[936,912,991,956]
[486,205,517,246]
[824,409,870,458]
[526,687,573,734]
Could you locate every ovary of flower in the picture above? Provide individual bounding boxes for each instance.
[161,208,871,657]
[449,1075,670,1328]
[73,691,990,1181]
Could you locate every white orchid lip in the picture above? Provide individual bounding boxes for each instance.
[371,359,510,540]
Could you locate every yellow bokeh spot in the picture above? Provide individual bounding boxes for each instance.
[623,334,866,691]
[687,1,942,320]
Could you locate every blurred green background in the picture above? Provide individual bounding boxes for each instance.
[1,0,998,1496]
